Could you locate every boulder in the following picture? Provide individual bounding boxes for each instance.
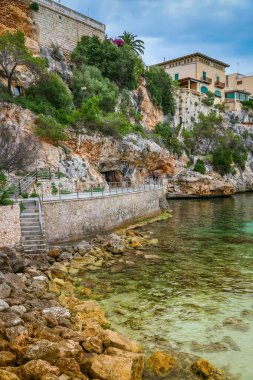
[54,357,80,373]
[146,351,176,377]
[21,360,60,380]
[58,252,73,262]
[76,241,92,256]
[82,335,103,354]
[0,299,10,312]
[42,307,71,320]
[105,234,126,254]
[89,349,144,380]
[191,359,225,380]
[0,351,16,367]
[0,369,20,380]
[0,283,12,299]
[101,330,141,353]
[24,340,61,363]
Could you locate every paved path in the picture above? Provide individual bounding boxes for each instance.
[18,183,163,203]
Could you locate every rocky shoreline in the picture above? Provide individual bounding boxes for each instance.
[0,214,234,380]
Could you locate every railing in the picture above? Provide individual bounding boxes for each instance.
[37,0,106,31]
[39,177,164,202]
[200,76,212,84]
[215,81,225,89]
[38,195,44,235]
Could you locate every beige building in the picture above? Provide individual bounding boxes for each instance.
[226,73,253,100]
[156,52,230,99]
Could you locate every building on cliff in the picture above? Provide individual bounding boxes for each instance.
[226,73,253,100]
[32,0,106,53]
[155,52,230,99]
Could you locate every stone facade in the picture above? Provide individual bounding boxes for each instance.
[0,205,21,247]
[43,188,164,243]
[32,0,105,53]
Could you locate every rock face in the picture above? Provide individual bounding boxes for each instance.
[136,80,165,130]
[0,0,40,54]
[167,170,236,198]
[41,47,73,82]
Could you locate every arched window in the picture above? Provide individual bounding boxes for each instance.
[214,90,222,98]
[201,86,208,94]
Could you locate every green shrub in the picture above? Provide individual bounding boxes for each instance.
[19,202,26,212]
[194,159,206,174]
[144,66,175,115]
[30,190,39,198]
[35,115,67,143]
[22,192,29,199]
[72,65,118,112]
[153,122,183,156]
[202,91,215,107]
[29,2,39,11]
[17,73,73,123]
[71,35,144,90]
[0,198,14,206]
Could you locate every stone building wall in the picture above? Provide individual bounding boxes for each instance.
[0,205,21,247]
[43,188,164,243]
[32,0,105,53]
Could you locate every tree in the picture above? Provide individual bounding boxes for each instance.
[72,65,118,112]
[71,36,144,90]
[118,32,145,55]
[0,127,38,172]
[145,66,175,115]
[0,31,45,95]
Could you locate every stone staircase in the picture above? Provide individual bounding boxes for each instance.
[20,200,47,253]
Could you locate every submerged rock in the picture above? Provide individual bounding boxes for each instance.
[146,351,176,377]
[191,359,225,380]
[223,317,250,332]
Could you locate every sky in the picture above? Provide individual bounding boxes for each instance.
[60,0,253,74]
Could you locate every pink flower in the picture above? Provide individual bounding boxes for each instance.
[112,38,125,47]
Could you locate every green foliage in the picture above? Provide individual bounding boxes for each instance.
[22,192,29,199]
[242,99,253,111]
[35,115,67,143]
[72,96,138,139]
[118,31,145,55]
[51,183,58,195]
[0,171,6,193]
[118,89,142,123]
[71,36,144,90]
[0,198,14,206]
[202,91,215,107]
[72,65,118,111]
[0,31,46,95]
[29,2,39,11]
[17,73,73,123]
[145,66,175,115]
[212,131,248,175]
[214,102,226,112]
[184,112,223,155]
[19,202,26,212]
[194,159,206,174]
[154,122,183,156]
[0,173,14,205]
[30,190,39,198]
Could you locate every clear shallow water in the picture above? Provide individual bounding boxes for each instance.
[83,194,253,379]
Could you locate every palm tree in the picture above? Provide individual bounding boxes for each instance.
[118,31,145,55]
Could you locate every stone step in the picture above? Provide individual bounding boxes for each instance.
[21,229,45,235]
[22,235,45,241]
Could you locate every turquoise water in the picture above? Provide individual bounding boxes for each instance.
[83,194,253,379]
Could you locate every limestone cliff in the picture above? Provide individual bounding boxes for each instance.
[0,0,40,54]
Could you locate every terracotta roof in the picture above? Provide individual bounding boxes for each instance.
[155,52,230,68]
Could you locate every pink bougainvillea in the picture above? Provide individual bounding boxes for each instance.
[112,38,125,47]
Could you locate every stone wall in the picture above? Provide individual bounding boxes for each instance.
[0,205,21,247]
[33,0,105,53]
[43,188,164,243]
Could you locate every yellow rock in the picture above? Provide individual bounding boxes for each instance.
[147,351,176,377]
[191,359,225,380]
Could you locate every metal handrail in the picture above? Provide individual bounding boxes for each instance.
[38,195,44,235]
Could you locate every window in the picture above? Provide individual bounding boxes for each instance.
[216,76,220,83]
[237,81,242,85]
[214,90,222,98]
[202,71,207,80]
[201,86,208,94]
[175,73,179,81]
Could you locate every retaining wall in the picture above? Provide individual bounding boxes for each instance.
[43,188,164,243]
[0,205,21,247]
[33,0,105,52]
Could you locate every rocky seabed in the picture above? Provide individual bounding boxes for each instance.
[0,222,234,380]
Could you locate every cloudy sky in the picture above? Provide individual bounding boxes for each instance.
[61,0,252,74]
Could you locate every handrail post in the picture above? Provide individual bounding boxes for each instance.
[18,180,22,195]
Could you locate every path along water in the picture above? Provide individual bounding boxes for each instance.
[81,193,253,379]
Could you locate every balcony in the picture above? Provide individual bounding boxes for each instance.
[200,76,212,84]
[215,81,225,89]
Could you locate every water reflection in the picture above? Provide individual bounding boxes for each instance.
[82,194,253,380]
